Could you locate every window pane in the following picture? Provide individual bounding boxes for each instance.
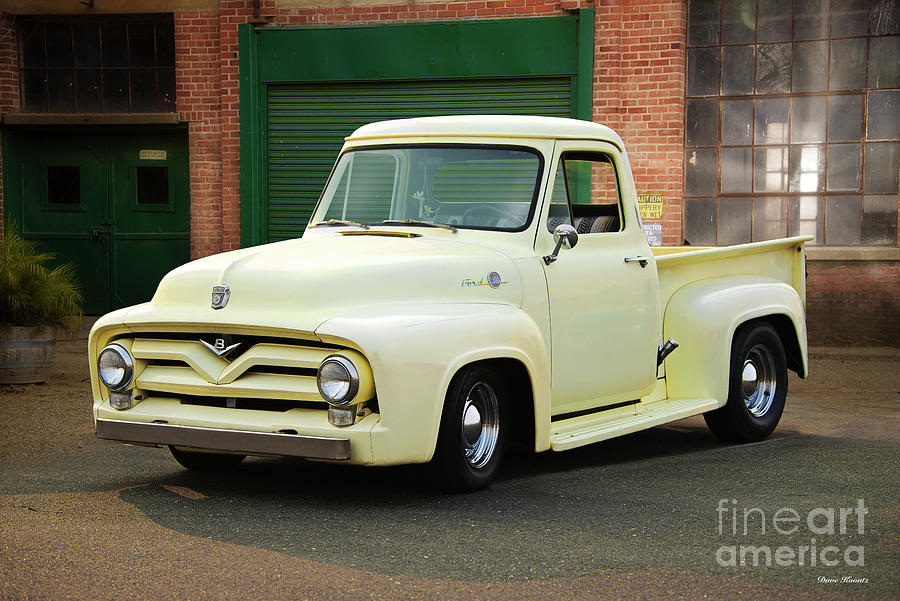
[159,69,176,112]
[45,24,73,68]
[47,70,74,112]
[103,69,129,112]
[827,95,863,142]
[789,144,825,192]
[685,148,717,195]
[864,143,900,193]
[686,98,718,146]
[136,166,169,205]
[47,166,80,205]
[756,44,791,94]
[718,197,752,245]
[721,45,755,95]
[863,195,899,245]
[830,38,867,90]
[866,90,900,141]
[792,41,827,92]
[687,0,720,46]
[128,24,156,67]
[21,69,47,112]
[73,23,100,67]
[831,0,868,37]
[826,144,861,191]
[721,147,752,193]
[75,69,102,112]
[791,96,827,143]
[794,0,828,40]
[19,22,45,67]
[825,196,862,245]
[755,98,789,144]
[688,47,720,96]
[789,196,824,244]
[753,197,788,240]
[156,25,175,68]
[101,24,127,68]
[722,0,756,44]
[869,36,900,89]
[758,0,792,42]
[871,0,900,35]
[130,70,157,112]
[754,146,789,192]
[684,197,717,245]
[722,99,753,145]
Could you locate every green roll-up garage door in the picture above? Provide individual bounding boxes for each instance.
[265,77,573,241]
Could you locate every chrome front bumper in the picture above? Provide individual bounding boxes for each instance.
[95,419,351,460]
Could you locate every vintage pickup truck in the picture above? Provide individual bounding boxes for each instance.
[90,116,809,490]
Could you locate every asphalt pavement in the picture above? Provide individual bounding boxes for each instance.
[1,333,897,601]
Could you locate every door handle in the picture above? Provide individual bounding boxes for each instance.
[624,256,649,268]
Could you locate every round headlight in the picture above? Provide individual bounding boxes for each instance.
[98,344,134,392]
[316,355,360,407]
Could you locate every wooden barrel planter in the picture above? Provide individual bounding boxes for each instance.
[0,327,56,384]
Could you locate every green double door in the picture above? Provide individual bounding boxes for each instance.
[4,130,189,314]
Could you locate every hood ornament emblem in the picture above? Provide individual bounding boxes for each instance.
[211,285,230,309]
[200,336,241,359]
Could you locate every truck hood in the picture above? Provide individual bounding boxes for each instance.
[122,232,523,333]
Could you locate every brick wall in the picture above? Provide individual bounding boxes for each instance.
[593,0,685,245]
[807,260,900,346]
[0,12,20,237]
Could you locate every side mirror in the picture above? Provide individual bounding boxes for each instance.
[543,224,579,265]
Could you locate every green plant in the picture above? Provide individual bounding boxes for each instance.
[0,227,83,336]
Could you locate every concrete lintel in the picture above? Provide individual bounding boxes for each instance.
[806,246,900,261]
[2,113,182,126]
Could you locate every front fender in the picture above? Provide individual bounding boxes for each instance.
[315,302,550,465]
[663,276,807,406]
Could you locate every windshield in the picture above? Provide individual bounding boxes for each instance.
[310,145,543,231]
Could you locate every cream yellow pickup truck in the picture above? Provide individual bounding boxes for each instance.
[90,116,809,490]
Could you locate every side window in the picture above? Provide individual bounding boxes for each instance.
[547,160,573,232]
[558,152,624,234]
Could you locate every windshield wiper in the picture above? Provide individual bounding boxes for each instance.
[380,219,458,233]
[311,219,370,230]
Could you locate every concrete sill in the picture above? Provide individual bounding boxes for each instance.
[806,246,900,261]
[2,113,181,125]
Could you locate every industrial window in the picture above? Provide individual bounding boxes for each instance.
[17,15,175,113]
[684,0,899,246]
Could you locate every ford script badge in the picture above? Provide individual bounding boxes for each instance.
[211,285,231,310]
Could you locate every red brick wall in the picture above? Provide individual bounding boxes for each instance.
[0,12,20,237]
[807,260,900,346]
[593,0,685,245]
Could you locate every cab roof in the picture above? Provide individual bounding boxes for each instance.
[345,115,624,147]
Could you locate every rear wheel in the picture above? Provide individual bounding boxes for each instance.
[433,365,508,492]
[169,446,246,471]
[704,323,788,442]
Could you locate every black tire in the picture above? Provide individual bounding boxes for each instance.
[432,365,509,492]
[169,446,246,471]
[704,323,788,443]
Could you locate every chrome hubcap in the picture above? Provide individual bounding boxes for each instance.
[461,381,500,469]
[742,345,777,417]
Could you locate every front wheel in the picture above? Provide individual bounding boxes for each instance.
[704,323,788,443]
[169,446,246,471]
[432,365,509,492]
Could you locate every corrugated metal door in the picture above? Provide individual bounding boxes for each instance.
[265,77,573,241]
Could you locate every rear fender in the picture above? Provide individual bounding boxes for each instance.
[663,276,807,406]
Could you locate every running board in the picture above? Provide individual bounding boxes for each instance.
[550,397,719,452]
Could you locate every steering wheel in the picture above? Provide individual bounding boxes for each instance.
[462,204,510,227]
